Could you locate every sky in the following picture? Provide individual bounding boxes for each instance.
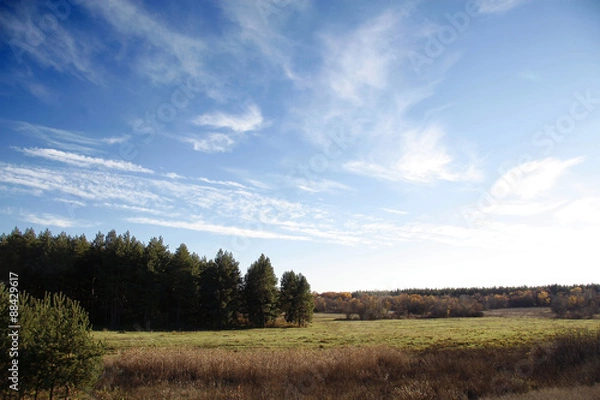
[0,0,599,292]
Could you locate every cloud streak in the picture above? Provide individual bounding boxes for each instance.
[20,212,85,229]
[5,120,123,154]
[477,0,529,14]
[18,147,154,174]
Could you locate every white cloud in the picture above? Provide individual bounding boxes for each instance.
[193,105,265,133]
[294,8,434,149]
[18,148,154,174]
[185,133,238,153]
[0,164,164,204]
[163,172,184,180]
[0,162,329,241]
[491,157,584,201]
[20,212,85,229]
[186,105,266,152]
[382,208,408,216]
[344,126,482,183]
[126,217,310,241]
[462,156,587,226]
[321,11,403,103]
[286,176,353,194]
[477,0,529,14]
[284,8,479,190]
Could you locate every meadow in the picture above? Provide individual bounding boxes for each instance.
[87,311,600,399]
[94,311,599,352]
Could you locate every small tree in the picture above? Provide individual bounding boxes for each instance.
[20,291,104,398]
[243,254,279,328]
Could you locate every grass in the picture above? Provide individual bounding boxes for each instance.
[93,312,600,353]
[89,328,600,399]
[17,311,600,399]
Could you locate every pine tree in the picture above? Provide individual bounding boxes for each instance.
[294,274,314,327]
[279,271,314,327]
[18,290,104,399]
[167,244,202,329]
[199,249,242,329]
[243,254,279,328]
[279,270,299,324]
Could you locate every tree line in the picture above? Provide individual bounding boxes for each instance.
[0,228,314,330]
[315,285,600,320]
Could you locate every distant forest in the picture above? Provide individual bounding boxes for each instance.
[315,284,600,320]
[0,228,313,330]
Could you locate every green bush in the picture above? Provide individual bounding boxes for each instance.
[1,285,104,399]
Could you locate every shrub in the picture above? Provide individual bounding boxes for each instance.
[0,286,104,399]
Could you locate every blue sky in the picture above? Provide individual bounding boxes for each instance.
[1,0,599,292]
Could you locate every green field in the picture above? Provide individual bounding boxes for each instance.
[94,312,600,353]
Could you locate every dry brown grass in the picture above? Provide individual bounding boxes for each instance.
[90,346,526,399]
[15,328,597,399]
[86,329,600,400]
[483,384,600,400]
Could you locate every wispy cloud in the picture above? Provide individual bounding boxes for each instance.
[186,105,266,152]
[465,157,586,222]
[127,217,311,241]
[281,8,480,190]
[295,178,353,194]
[219,0,308,83]
[0,164,164,204]
[320,11,405,104]
[345,126,482,184]
[382,208,408,216]
[79,0,206,85]
[193,104,265,133]
[184,133,238,153]
[477,0,529,14]
[20,212,86,229]
[0,1,102,83]
[491,157,584,201]
[17,148,154,174]
[5,120,125,154]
